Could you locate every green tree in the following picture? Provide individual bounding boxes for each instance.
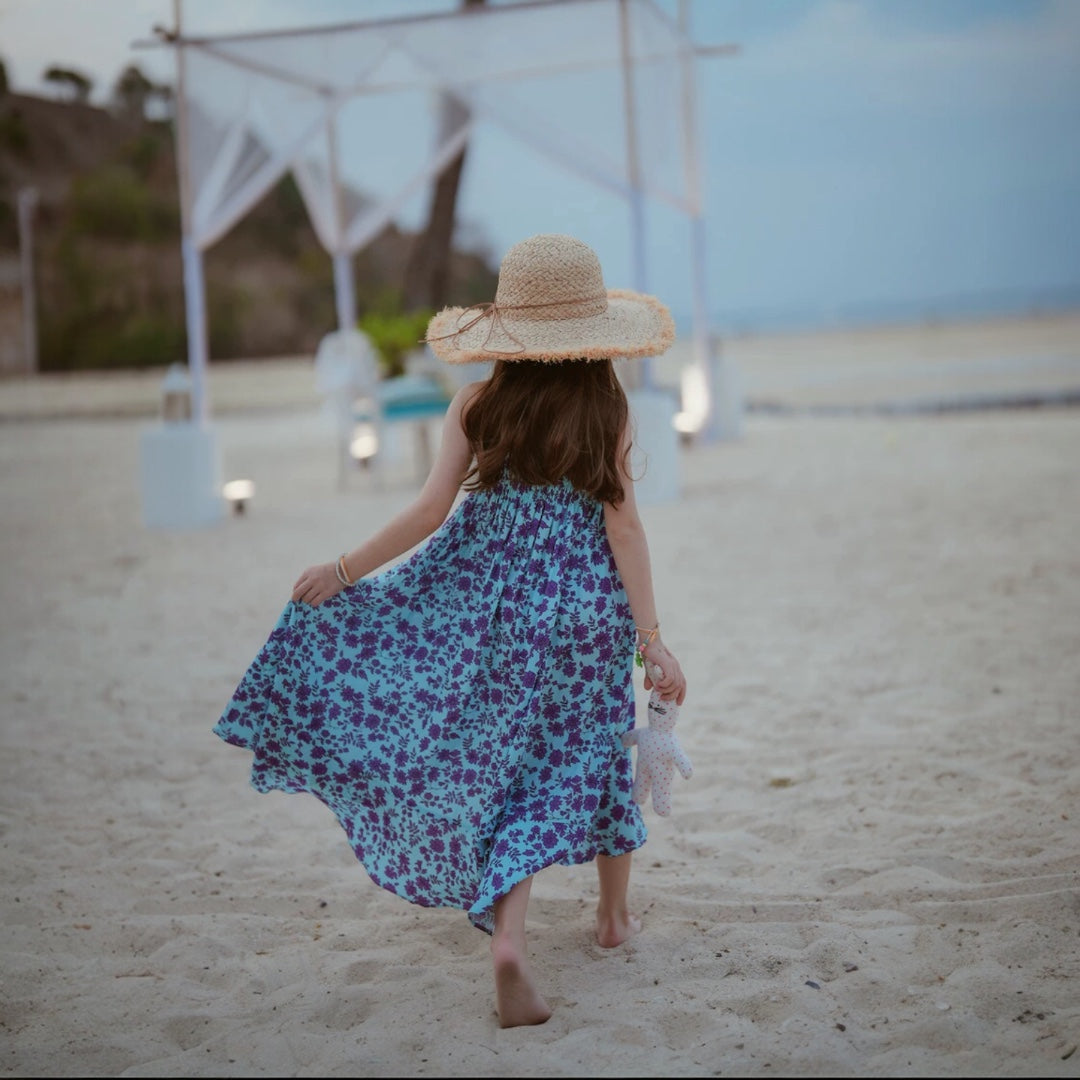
[112,64,157,120]
[359,293,433,379]
[69,164,179,242]
[0,106,29,156]
[401,0,486,312]
[43,65,93,104]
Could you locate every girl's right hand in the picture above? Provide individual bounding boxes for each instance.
[291,562,345,607]
[640,639,686,705]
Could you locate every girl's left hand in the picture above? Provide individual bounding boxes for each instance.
[641,640,687,705]
[291,562,345,607]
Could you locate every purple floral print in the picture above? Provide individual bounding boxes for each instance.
[214,474,646,932]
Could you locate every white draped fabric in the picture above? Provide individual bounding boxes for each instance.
[146,0,725,428]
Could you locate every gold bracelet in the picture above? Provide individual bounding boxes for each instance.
[635,623,659,650]
[337,554,355,586]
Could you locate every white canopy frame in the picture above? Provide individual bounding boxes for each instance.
[143,0,737,427]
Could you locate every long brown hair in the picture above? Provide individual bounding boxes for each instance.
[462,359,630,505]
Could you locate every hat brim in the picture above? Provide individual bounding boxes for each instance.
[425,289,675,365]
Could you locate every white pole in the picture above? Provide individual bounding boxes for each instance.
[618,0,681,505]
[181,234,209,410]
[678,0,735,442]
[678,0,710,426]
[325,110,356,331]
[332,252,356,331]
[618,0,651,390]
[177,15,208,424]
[173,0,210,424]
[16,187,38,374]
[140,0,223,531]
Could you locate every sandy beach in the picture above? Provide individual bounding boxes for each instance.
[2,314,1079,1077]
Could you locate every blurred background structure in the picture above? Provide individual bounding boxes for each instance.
[0,0,1077,438]
[142,0,733,427]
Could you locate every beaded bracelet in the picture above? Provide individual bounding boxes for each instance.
[634,622,659,667]
[336,554,355,587]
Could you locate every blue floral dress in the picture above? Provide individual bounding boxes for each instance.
[214,473,647,933]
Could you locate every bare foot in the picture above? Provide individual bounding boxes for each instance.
[491,935,552,1028]
[595,910,642,948]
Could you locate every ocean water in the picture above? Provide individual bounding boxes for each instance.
[672,284,1080,339]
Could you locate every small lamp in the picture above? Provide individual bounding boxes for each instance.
[349,422,379,468]
[223,479,255,516]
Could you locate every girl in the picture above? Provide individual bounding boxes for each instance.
[214,233,687,1028]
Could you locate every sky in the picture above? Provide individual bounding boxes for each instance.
[2,0,1079,332]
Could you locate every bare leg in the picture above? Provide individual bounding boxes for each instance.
[491,877,552,1028]
[595,852,642,948]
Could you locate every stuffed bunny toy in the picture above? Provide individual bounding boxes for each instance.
[621,662,693,817]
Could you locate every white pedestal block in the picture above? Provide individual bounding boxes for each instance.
[139,422,225,530]
[627,388,681,507]
[698,347,745,443]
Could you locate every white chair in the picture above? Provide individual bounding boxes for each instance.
[314,328,382,490]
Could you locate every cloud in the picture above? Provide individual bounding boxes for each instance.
[722,0,1080,113]
[0,0,456,99]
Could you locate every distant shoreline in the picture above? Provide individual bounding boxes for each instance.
[748,388,1080,416]
[682,293,1080,341]
[2,308,1078,423]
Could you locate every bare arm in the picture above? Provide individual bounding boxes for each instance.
[603,422,687,704]
[292,382,481,606]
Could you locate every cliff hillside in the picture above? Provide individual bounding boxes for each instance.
[0,91,497,372]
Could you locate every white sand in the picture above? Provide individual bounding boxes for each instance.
[2,317,1079,1077]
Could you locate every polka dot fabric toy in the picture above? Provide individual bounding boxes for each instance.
[621,662,693,817]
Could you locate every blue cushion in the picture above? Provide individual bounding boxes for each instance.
[354,375,451,421]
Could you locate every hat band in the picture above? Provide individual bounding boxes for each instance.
[427,293,609,355]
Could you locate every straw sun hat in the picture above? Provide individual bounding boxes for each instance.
[425,233,675,365]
